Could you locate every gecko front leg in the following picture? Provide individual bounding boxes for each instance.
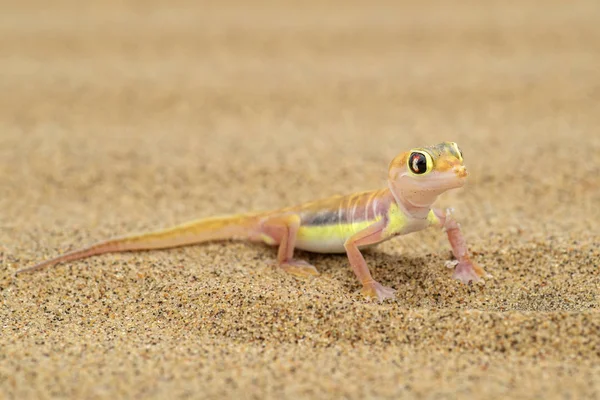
[344,220,395,301]
[260,214,320,278]
[433,208,487,283]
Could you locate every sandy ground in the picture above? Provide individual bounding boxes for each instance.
[1,0,599,398]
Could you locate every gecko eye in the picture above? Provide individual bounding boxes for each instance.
[408,151,432,175]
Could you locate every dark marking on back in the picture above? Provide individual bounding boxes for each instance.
[301,211,343,226]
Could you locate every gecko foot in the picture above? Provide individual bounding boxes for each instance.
[361,281,396,301]
[280,259,320,279]
[452,260,487,284]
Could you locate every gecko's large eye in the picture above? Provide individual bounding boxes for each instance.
[408,151,433,175]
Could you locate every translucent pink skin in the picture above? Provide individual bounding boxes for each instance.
[17,142,485,302]
[434,208,487,284]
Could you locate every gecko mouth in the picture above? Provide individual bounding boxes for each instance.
[397,167,467,195]
[417,171,466,189]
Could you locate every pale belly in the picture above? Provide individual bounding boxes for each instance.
[295,236,348,253]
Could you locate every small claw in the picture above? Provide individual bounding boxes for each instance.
[361,281,396,301]
[452,260,487,284]
[280,259,319,279]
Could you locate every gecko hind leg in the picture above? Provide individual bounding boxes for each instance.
[260,214,319,279]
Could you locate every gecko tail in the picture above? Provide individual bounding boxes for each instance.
[15,213,260,275]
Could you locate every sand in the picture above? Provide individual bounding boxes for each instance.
[1,0,599,398]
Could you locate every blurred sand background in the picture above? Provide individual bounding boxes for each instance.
[1,0,599,398]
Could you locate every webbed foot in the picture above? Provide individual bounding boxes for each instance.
[451,260,487,283]
[361,280,396,301]
[280,259,320,278]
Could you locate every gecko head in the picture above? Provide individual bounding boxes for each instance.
[388,142,467,208]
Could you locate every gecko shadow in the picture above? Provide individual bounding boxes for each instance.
[295,243,599,312]
[295,247,439,294]
[289,248,487,309]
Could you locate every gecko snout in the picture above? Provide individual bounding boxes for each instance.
[453,165,467,178]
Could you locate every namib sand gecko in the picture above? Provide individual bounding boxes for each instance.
[16,141,486,301]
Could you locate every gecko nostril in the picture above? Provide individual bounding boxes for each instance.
[454,165,467,178]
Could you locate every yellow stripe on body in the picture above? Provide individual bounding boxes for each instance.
[382,203,408,237]
[383,204,437,238]
[295,217,382,253]
[427,210,441,226]
[295,201,437,254]
[297,219,380,241]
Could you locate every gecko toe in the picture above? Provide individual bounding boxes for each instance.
[452,260,487,284]
[361,281,396,301]
[280,259,320,279]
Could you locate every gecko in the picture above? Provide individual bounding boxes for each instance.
[15,141,486,301]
